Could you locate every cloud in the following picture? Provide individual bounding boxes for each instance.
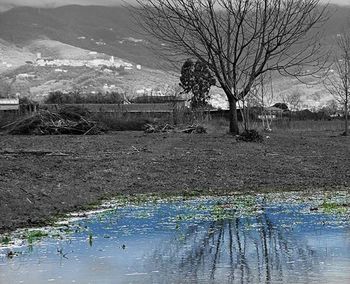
[329,0,350,4]
[0,0,348,12]
[0,0,131,11]
[0,0,124,6]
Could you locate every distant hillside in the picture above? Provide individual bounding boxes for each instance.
[0,41,34,74]
[0,38,178,101]
[0,4,349,109]
[0,5,168,69]
[0,63,178,101]
[1,4,350,68]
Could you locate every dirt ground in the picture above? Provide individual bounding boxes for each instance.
[1,128,350,233]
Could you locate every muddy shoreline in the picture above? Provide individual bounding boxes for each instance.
[1,130,350,233]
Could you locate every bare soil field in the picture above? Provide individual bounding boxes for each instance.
[0,128,349,233]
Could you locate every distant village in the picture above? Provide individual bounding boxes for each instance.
[34,52,136,70]
[2,52,147,98]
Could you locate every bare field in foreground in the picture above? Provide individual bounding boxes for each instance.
[0,122,349,233]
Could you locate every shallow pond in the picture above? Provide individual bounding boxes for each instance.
[1,192,350,284]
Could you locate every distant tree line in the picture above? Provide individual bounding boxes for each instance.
[44,91,126,104]
[131,95,180,104]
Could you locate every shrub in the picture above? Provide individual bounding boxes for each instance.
[237,129,264,143]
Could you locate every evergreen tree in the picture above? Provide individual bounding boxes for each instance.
[180,59,216,109]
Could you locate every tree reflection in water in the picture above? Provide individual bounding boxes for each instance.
[1,194,349,284]
[147,205,331,284]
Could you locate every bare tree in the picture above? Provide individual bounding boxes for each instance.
[324,32,350,136]
[282,89,302,111]
[258,76,275,131]
[324,99,340,116]
[281,88,302,123]
[239,74,273,131]
[133,0,328,134]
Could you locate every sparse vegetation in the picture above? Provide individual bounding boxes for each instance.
[26,230,48,244]
[321,201,348,214]
[0,235,11,245]
[88,232,93,247]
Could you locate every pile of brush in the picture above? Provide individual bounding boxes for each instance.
[7,106,104,135]
[144,123,207,134]
[144,123,174,133]
[181,124,207,134]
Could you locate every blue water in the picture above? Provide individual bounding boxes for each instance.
[0,195,349,284]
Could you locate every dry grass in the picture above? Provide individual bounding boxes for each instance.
[274,119,345,133]
[203,118,346,135]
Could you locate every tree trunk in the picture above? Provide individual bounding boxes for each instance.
[345,101,348,136]
[228,98,239,135]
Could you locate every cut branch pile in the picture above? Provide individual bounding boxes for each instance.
[7,108,103,135]
[144,123,207,134]
[181,124,207,134]
[144,123,174,133]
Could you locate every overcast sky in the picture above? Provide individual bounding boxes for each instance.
[0,0,348,10]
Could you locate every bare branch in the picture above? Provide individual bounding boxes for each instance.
[324,31,350,135]
[132,0,329,134]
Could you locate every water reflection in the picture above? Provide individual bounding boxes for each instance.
[150,212,345,283]
[0,194,349,284]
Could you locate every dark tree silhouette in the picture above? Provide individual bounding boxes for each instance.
[180,59,216,109]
